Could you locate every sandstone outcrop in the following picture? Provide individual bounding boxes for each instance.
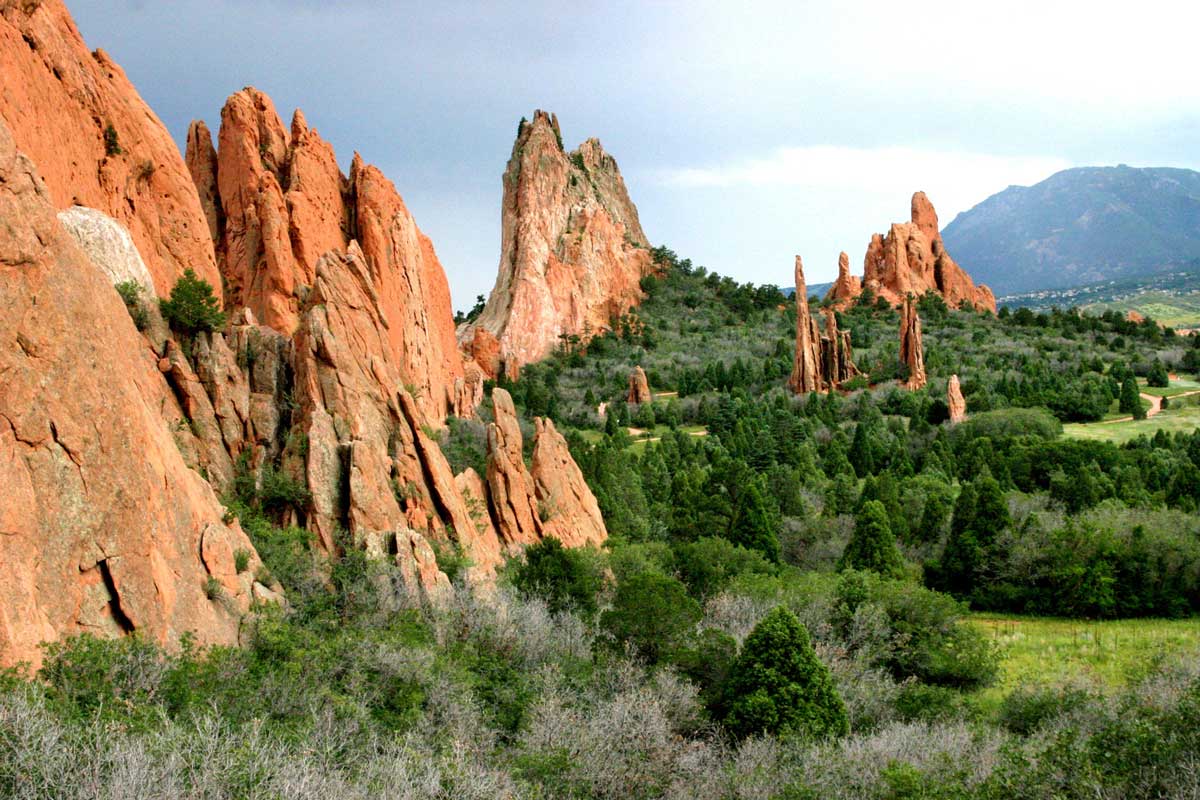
[824,252,861,309]
[532,418,607,549]
[900,297,927,390]
[191,88,464,421]
[0,0,220,294]
[948,374,966,423]
[0,118,262,669]
[790,256,860,393]
[486,388,543,547]
[627,366,652,404]
[459,110,654,372]
[826,193,996,314]
[789,256,823,394]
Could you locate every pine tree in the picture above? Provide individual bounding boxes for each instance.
[723,607,849,739]
[839,500,904,578]
[729,481,782,563]
[159,268,225,335]
[1119,376,1145,419]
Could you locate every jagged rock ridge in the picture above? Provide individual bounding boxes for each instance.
[789,256,859,394]
[826,192,996,314]
[460,110,654,375]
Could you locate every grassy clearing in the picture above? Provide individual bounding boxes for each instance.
[1063,394,1200,443]
[970,613,1200,710]
[1139,376,1200,398]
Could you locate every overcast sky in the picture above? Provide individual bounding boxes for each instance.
[71,0,1200,310]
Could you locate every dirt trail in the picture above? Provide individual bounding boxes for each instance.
[1087,389,1200,425]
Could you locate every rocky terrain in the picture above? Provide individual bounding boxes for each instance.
[789,256,859,393]
[459,110,655,376]
[0,0,605,668]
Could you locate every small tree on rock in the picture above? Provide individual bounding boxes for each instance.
[159,268,226,336]
[723,606,848,739]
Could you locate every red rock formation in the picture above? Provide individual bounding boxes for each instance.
[824,251,862,309]
[193,88,465,421]
[486,388,543,547]
[948,374,966,423]
[627,366,651,404]
[0,118,262,669]
[789,256,823,394]
[532,418,607,549]
[460,111,654,371]
[861,193,996,313]
[900,296,927,390]
[820,308,860,386]
[0,0,221,295]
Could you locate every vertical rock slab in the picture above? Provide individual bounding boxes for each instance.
[789,256,824,394]
[823,251,862,309]
[461,110,654,371]
[0,0,220,295]
[900,296,927,390]
[485,388,542,546]
[532,418,607,549]
[0,119,259,669]
[948,375,967,423]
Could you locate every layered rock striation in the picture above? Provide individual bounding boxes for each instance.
[826,192,996,314]
[460,111,654,373]
[789,257,859,394]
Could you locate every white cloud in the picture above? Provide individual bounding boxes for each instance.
[660,145,1073,224]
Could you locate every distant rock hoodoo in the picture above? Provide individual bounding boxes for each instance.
[789,256,860,394]
[826,192,996,314]
[459,110,655,374]
[900,296,927,390]
[947,374,966,422]
[627,366,652,404]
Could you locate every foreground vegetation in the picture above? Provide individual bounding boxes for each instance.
[7,249,1200,797]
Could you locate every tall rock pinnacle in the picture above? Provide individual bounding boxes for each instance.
[790,256,860,394]
[947,374,966,422]
[460,110,654,375]
[789,256,823,394]
[900,296,927,390]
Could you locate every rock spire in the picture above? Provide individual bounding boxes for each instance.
[459,110,654,373]
[947,374,966,422]
[790,256,860,394]
[900,296,927,390]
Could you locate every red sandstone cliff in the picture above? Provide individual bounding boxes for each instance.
[460,111,654,374]
[0,118,264,669]
[0,0,220,295]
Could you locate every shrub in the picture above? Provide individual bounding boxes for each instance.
[203,576,223,601]
[600,573,700,665]
[113,280,149,331]
[510,537,603,617]
[722,606,848,739]
[233,548,251,573]
[103,122,121,156]
[159,268,225,336]
[675,536,775,599]
[433,540,472,585]
[258,464,311,513]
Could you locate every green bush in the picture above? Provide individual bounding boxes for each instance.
[722,606,848,739]
[159,268,226,336]
[600,573,700,665]
[675,536,775,599]
[103,122,121,156]
[510,537,603,617]
[114,280,149,331]
[838,500,905,578]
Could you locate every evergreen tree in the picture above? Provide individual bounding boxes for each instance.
[1147,359,1170,388]
[723,607,849,739]
[838,500,904,578]
[159,268,226,335]
[728,481,782,563]
[1119,376,1145,419]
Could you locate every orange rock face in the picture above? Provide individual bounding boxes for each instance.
[0,119,261,669]
[860,193,996,313]
[0,1,220,296]
[193,88,465,421]
[460,110,654,372]
[948,374,966,423]
[532,418,607,549]
[790,257,860,393]
[824,251,862,309]
[900,297,927,390]
[789,256,823,394]
[627,366,652,404]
